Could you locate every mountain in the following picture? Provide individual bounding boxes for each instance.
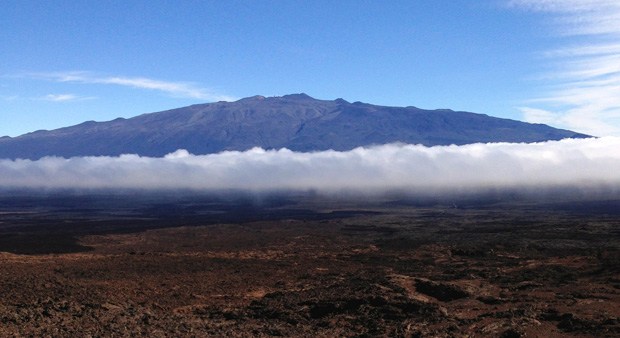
[0,93,589,160]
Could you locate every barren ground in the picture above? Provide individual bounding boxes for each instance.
[0,193,618,337]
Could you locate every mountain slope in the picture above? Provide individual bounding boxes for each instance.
[0,93,589,159]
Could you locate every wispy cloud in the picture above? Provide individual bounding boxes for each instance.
[0,95,19,101]
[39,94,95,102]
[509,0,620,136]
[1,139,619,194]
[29,71,236,102]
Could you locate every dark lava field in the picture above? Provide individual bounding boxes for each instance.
[0,192,618,337]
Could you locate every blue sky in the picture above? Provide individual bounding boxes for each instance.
[2,0,619,137]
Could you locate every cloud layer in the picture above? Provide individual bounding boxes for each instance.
[511,0,620,136]
[1,138,619,196]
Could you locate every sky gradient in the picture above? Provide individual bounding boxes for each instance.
[2,0,619,137]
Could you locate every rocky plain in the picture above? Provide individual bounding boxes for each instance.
[0,191,618,337]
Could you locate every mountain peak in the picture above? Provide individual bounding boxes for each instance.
[0,94,590,159]
[237,95,266,102]
[281,93,314,100]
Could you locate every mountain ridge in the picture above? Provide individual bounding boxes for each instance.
[0,93,589,159]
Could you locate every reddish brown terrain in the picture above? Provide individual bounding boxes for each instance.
[0,193,618,337]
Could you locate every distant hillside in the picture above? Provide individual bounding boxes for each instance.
[0,93,589,159]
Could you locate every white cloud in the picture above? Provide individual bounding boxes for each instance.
[1,138,619,195]
[30,71,236,102]
[40,94,94,102]
[0,95,19,101]
[510,0,620,136]
[543,43,620,58]
[519,107,560,125]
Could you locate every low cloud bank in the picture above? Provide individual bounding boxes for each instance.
[1,137,619,195]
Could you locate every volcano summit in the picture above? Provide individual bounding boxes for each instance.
[0,94,588,160]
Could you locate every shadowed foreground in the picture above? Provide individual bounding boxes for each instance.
[0,193,618,337]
